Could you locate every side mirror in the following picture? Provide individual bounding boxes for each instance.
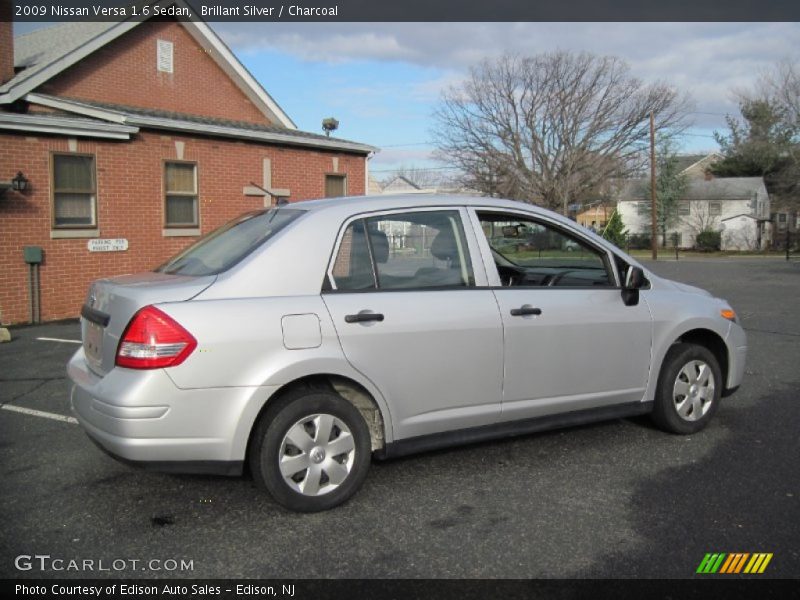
[624,265,645,290]
[622,265,645,306]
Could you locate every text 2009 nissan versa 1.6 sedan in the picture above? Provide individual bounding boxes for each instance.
[68,195,747,512]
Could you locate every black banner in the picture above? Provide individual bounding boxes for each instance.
[4,0,800,22]
[3,579,796,600]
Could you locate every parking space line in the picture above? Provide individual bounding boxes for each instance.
[36,337,81,344]
[1,404,78,424]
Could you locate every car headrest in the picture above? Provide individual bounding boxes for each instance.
[370,229,390,264]
[430,228,460,264]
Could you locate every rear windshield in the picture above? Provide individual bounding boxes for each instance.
[156,208,305,276]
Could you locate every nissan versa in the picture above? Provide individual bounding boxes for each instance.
[68,195,747,512]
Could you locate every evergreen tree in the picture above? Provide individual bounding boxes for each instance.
[602,210,627,248]
[641,137,689,246]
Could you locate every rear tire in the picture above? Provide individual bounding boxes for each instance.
[249,389,371,512]
[651,342,722,434]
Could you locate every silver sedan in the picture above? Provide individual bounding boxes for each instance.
[68,195,746,511]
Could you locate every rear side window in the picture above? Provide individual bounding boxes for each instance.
[156,208,305,276]
[331,220,376,290]
[330,210,474,291]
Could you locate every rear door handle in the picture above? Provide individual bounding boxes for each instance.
[345,312,385,323]
[510,305,542,317]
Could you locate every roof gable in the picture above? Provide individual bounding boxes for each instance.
[1,1,295,128]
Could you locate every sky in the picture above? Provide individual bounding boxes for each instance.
[15,20,800,181]
[212,22,800,180]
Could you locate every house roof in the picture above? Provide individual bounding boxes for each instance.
[618,177,767,203]
[25,94,377,154]
[672,154,708,172]
[383,176,423,191]
[721,213,759,222]
[0,111,139,139]
[1,2,296,128]
[673,153,723,174]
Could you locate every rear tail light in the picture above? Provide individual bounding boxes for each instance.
[116,306,197,369]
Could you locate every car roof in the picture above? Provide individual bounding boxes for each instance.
[293,193,555,217]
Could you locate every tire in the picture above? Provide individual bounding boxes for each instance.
[249,389,371,512]
[651,342,722,435]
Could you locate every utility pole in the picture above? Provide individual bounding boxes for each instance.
[649,111,658,260]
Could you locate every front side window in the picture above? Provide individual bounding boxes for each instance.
[52,154,96,228]
[165,162,198,227]
[708,201,722,216]
[330,210,474,291]
[678,201,690,216]
[479,212,613,287]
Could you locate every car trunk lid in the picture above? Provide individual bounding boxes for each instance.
[80,272,215,376]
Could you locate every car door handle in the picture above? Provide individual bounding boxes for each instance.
[510,306,542,317]
[345,312,385,323]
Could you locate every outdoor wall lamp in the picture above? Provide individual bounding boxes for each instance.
[11,171,29,192]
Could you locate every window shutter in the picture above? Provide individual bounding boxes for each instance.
[157,40,174,73]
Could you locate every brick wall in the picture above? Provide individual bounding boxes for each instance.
[0,11,13,85]
[0,130,366,324]
[41,20,272,125]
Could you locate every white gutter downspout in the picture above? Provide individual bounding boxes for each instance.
[365,150,376,196]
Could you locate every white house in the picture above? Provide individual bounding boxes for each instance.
[617,177,771,250]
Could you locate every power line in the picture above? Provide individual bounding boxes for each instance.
[380,142,435,148]
[370,166,460,173]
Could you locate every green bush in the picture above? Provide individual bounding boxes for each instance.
[695,230,721,252]
[626,233,651,250]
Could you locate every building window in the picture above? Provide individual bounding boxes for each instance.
[636,202,648,215]
[678,201,690,216]
[325,174,347,198]
[778,213,788,223]
[708,201,721,216]
[52,154,96,228]
[165,162,198,227]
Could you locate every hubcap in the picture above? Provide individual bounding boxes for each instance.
[673,360,715,422]
[278,413,355,496]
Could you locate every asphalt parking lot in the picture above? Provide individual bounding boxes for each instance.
[1,258,798,579]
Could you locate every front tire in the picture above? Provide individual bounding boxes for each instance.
[249,389,371,512]
[651,342,722,434]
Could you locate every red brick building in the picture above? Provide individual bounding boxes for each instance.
[0,13,375,325]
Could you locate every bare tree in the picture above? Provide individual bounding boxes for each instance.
[384,164,445,189]
[758,58,800,134]
[681,202,720,238]
[432,51,693,214]
[714,58,800,209]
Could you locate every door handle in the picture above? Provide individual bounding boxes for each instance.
[510,306,542,317]
[345,312,385,323]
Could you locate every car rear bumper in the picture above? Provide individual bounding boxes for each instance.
[68,348,278,473]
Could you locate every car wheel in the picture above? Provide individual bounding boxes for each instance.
[651,343,722,434]
[249,389,371,512]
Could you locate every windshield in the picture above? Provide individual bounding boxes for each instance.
[156,208,305,276]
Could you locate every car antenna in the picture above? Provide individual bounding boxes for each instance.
[248,182,288,223]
